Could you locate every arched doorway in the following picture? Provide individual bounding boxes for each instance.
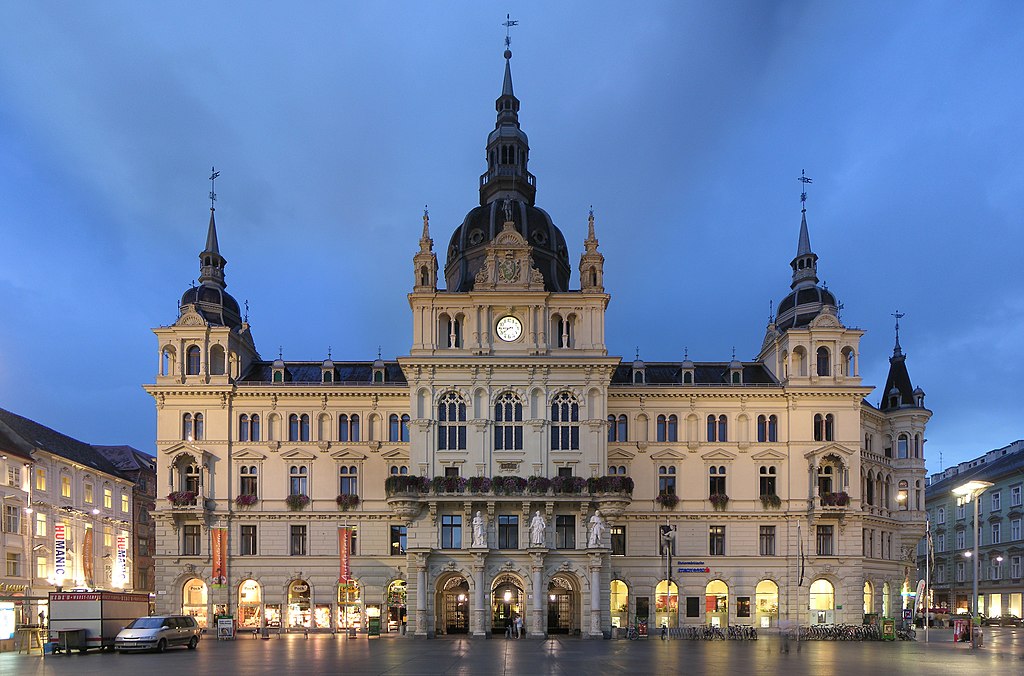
[182,578,208,628]
[338,581,362,632]
[705,580,728,627]
[287,579,311,629]
[237,579,262,629]
[610,580,629,629]
[882,581,891,617]
[436,575,469,635]
[386,580,407,633]
[755,580,779,628]
[863,581,874,615]
[492,573,525,636]
[810,579,835,624]
[655,580,678,628]
[547,573,579,635]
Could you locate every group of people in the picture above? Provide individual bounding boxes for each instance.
[504,614,524,638]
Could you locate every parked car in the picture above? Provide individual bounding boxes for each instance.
[982,614,1022,627]
[115,615,201,652]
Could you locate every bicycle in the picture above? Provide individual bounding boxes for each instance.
[625,624,639,641]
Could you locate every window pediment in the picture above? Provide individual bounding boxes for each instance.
[329,448,368,462]
[233,448,266,461]
[280,448,317,461]
[381,448,410,461]
[701,448,737,462]
[803,442,855,461]
[608,448,636,462]
[649,448,684,461]
[751,449,787,461]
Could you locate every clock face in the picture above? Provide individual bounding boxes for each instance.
[495,315,523,342]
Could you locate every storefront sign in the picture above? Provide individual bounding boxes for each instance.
[339,527,351,583]
[114,535,128,587]
[0,583,27,593]
[54,523,67,580]
[676,560,710,574]
[211,528,227,586]
[83,528,94,583]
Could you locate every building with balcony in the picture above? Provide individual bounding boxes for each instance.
[145,44,930,637]
[919,440,1024,619]
[94,446,157,595]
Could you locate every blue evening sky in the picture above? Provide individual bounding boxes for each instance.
[0,1,1021,475]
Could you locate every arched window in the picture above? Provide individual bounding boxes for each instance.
[816,347,830,376]
[250,414,260,442]
[239,466,258,497]
[184,464,201,494]
[707,415,716,442]
[683,371,693,384]
[759,466,776,497]
[810,579,835,612]
[161,347,175,376]
[186,346,201,375]
[608,465,626,475]
[239,414,250,442]
[350,414,360,441]
[709,465,727,497]
[209,344,226,376]
[657,415,678,442]
[338,414,360,442]
[440,314,462,349]
[194,413,204,440]
[288,414,299,442]
[338,414,349,442]
[863,581,874,614]
[494,392,523,451]
[323,370,334,383]
[389,465,409,476]
[813,413,835,442]
[658,465,676,496]
[865,472,875,505]
[339,466,358,496]
[616,415,628,442]
[757,415,779,442]
[914,434,922,458]
[550,392,580,451]
[183,413,193,441]
[299,414,310,442]
[768,415,778,442]
[841,347,855,376]
[884,475,892,509]
[718,415,728,442]
[289,465,307,496]
[897,479,909,509]
[437,392,467,450]
[817,465,834,496]
[389,414,411,442]
[610,580,629,629]
[897,434,909,459]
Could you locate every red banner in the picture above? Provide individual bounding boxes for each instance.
[211,528,227,586]
[339,527,351,583]
[83,528,94,584]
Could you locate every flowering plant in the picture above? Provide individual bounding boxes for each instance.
[655,492,679,508]
[709,493,730,511]
[431,476,467,494]
[551,475,587,494]
[286,494,310,510]
[491,476,528,495]
[466,476,492,493]
[821,491,849,507]
[527,476,551,494]
[167,491,197,506]
[336,494,360,510]
[385,475,429,496]
[760,493,782,509]
[587,476,635,495]
[235,493,259,507]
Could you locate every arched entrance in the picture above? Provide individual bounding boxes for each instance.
[863,581,874,615]
[287,579,311,629]
[610,580,629,629]
[547,573,579,635]
[182,578,208,628]
[491,573,525,636]
[882,581,891,616]
[655,580,678,628]
[810,579,835,624]
[436,575,470,635]
[237,579,262,629]
[755,580,778,628]
[386,580,407,633]
[705,580,728,627]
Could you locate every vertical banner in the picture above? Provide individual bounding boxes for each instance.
[211,528,227,586]
[339,527,351,583]
[83,528,94,584]
[115,535,128,587]
[54,523,67,582]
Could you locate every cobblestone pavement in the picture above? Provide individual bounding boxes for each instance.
[3,628,1022,676]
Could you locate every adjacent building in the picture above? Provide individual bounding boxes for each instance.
[147,46,930,637]
[920,440,1024,619]
[95,446,157,595]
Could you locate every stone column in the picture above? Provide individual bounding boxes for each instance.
[529,550,546,638]
[413,552,428,637]
[588,552,603,638]
[471,551,488,637]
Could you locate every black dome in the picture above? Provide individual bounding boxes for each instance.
[775,285,837,330]
[444,199,571,292]
[180,283,242,329]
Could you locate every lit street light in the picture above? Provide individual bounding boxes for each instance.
[952,480,993,648]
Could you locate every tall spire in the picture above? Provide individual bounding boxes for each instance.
[790,169,818,290]
[880,311,921,411]
[198,166,227,289]
[892,310,905,357]
[479,15,536,206]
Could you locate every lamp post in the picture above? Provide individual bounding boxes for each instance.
[952,480,993,649]
[661,525,676,640]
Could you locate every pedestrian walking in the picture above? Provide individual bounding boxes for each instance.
[515,615,523,638]
[505,615,513,638]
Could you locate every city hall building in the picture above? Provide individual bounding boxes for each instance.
[147,47,930,637]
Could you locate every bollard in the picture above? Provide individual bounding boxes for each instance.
[304,628,309,639]
[262,626,270,640]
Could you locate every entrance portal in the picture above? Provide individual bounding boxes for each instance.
[547,573,579,635]
[436,575,470,635]
[491,573,525,636]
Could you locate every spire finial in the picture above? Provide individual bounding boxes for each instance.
[278,346,283,360]
[684,346,689,361]
[732,346,736,361]
[769,299,774,323]
[377,345,382,360]
[588,205,596,240]
[798,169,812,213]
[327,346,332,360]
[503,13,518,54]
[422,205,430,239]
[244,299,249,323]
[892,310,905,356]
[209,166,220,211]
[635,346,640,361]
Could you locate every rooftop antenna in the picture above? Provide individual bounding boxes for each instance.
[209,166,220,211]
[503,13,518,49]
[798,169,812,212]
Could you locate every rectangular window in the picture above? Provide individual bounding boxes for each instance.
[937,507,945,524]
[84,482,93,503]
[1012,519,1021,541]
[35,512,47,537]
[1012,485,1022,507]
[290,525,307,556]
[444,466,460,478]
[759,526,776,556]
[658,525,676,556]
[35,468,46,491]
[241,525,257,555]
[498,515,518,550]
[992,492,1001,511]
[991,562,1002,581]
[7,465,20,487]
[121,492,130,513]
[104,527,112,548]
[182,525,201,556]
[957,503,965,520]
[956,561,965,583]
[816,525,834,556]
[708,526,725,556]
[61,475,71,498]
[555,515,576,549]
[936,566,945,584]
[441,515,462,549]
[2,505,19,534]
[557,466,573,478]
[992,523,1001,545]
[36,555,47,579]
[737,597,751,618]
[686,597,701,618]
[610,526,626,556]
[1012,556,1022,579]
[138,537,150,557]
[956,530,965,550]
[390,525,407,556]
[6,553,21,577]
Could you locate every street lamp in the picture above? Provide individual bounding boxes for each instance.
[661,525,676,640]
[952,480,993,648]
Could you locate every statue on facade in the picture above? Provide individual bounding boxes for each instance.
[588,509,606,548]
[472,510,487,548]
[530,511,547,547]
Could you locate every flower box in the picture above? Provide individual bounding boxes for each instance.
[286,494,310,510]
[656,493,679,509]
[385,475,429,496]
[760,494,782,509]
[336,494,360,510]
[167,491,197,507]
[587,476,635,495]
[466,477,492,494]
[820,491,849,507]
[235,494,259,507]
[709,493,730,511]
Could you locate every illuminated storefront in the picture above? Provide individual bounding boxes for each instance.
[386,580,407,632]
[182,578,209,628]
[705,580,727,626]
[655,580,678,628]
[237,579,262,629]
[338,581,361,632]
[610,580,628,629]
[287,580,311,629]
[755,580,778,628]
[809,579,835,624]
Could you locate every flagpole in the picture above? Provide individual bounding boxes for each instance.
[925,518,931,643]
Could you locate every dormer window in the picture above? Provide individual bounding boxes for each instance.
[323,370,334,383]
[731,371,740,384]
[682,371,693,384]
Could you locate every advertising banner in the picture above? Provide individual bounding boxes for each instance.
[211,528,227,586]
[54,523,67,581]
[115,535,129,587]
[339,527,351,583]
[83,528,94,584]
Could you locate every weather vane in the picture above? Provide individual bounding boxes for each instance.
[798,169,812,210]
[893,310,905,341]
[209,166,220,210]
[503,14,518,49]
[244,299,249,323]
[327,346,332,360]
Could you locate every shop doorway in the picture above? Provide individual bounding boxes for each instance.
[491,573,525,636]
[655,580,678,628]
[547,573,579,635]
[705,579,728,627]
[182,578,208,628]
[386,580,407,632]
[287,579,311,629]
[436,575,469,635]
[237,579,262,630]
[338,581,362,633]
[755,580,779,628]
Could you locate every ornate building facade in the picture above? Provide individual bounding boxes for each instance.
[147,47,930,637]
